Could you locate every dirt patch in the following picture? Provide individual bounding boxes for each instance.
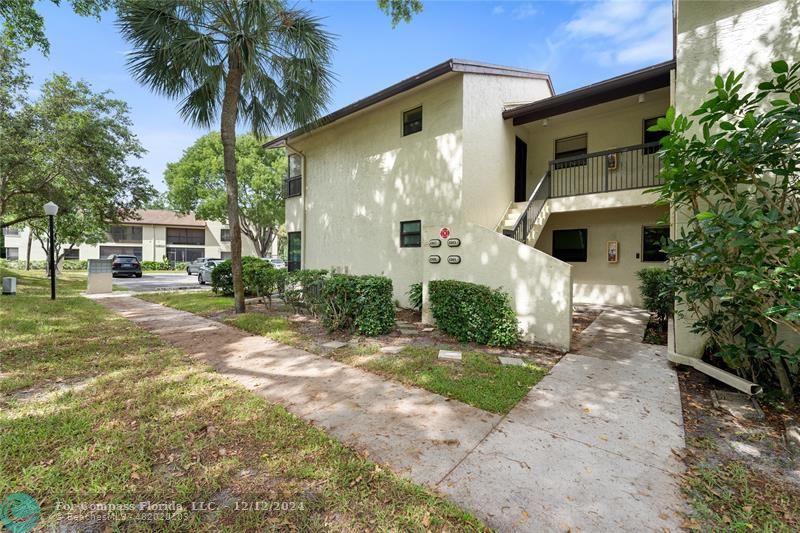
[678,366,800,528]
[643,315,667,345]
[2,376,94,404]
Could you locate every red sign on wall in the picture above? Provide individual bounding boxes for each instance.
[439,227,450,239]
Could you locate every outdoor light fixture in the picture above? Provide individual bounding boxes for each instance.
[638,93,646,103]
[542,118,549,127]
[43,201,59,300]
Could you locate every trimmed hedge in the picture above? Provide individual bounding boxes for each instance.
[278,269,328,314]
[636,267,674,324]
[428,280,520,347]
[320,274,395,336]
[141,260,188,271]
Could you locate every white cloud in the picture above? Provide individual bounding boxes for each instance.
[512,3,537,20]
[492,5,505,15]
[562,0,672,66]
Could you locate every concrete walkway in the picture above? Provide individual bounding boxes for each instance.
[437,306,686,531]
[94,296,685,531]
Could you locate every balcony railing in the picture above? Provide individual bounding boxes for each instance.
[548,141,663,198]
[505,142,663,244]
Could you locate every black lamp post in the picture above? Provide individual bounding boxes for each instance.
[43,201,59,300]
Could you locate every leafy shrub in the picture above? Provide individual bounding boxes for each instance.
[637,267,673,324]
[141,260,187,271]
[242,259,280,307]
[428,280,520,347]
[0,259,47,270]
[320,274,395,336]
[61,260,88,270]
[407,282,422,311]
[211,256,264,296]
[278,269,327,314]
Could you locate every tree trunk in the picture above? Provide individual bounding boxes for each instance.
[221,53,245,313]
[25,232,32,270]
[773,358,795,405]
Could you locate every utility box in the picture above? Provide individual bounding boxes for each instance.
[2,277,16,295]
[87,259,113,294]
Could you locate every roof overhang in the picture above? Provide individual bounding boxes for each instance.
[264,58,553,149]
[503,59,675,126]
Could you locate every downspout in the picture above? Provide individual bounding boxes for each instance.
[668,352,762,395]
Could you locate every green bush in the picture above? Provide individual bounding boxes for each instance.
[61,260,88,270]
[407,282,422,311]
[242,259,279,306]
[141,260,187,271]
[636,267,673,324]
[278,269,327,314]
[428,280,520,347]
[320,274,395,336]
[211,256,265,296]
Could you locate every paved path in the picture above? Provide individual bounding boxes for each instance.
[437,306,686,531]
[113,272,209,292]
[94,296,685,531]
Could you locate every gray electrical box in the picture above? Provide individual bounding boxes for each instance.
[2,277,16,295]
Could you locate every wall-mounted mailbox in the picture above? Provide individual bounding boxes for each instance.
[447,255,461,264]
[428,255,441,264]
[447,238,461,247]
[428,239,441,248]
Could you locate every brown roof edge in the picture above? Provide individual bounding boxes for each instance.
[264,59,554,149]
[503,59,676,125]
[122,209,206,227]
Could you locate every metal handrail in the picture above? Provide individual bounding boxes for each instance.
[503,171,550,243]
[547,141,661,165]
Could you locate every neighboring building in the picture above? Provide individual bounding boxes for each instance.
[268,0,796,352]
[2,209,272,263]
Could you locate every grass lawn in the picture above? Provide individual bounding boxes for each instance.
[137,290,236,315]
[331,346,547,414]
[0,268,485,531]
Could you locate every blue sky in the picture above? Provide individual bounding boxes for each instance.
[24,0,673,191]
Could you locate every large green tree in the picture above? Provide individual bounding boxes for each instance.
[118,1,334,313]
[0,42,154,237]
[1,0,110,54]
[165,132,285,258]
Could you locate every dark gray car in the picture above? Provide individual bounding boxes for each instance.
[110,255,142,278]
[198,259,224,285]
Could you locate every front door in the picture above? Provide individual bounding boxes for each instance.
[515,137,528,202]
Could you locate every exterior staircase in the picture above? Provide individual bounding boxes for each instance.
[498,172,551,247]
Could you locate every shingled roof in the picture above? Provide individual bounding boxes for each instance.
[123,209,206,227]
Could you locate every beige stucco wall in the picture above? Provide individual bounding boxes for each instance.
[461,73,552,229]
[421,222,573,351]
[519,87,670,197]
[534,205,669,306]
[672,0,800,357]
[287,74,465,304]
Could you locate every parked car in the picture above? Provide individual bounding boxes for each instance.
[109,255,142,278]
[198,259,225,285]
[264,257,287,269]
[187,257,221,275]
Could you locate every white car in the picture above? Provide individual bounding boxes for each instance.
[264,257,287,269]
[198,259,225,285]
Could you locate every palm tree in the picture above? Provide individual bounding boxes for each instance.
[118,1,334,313]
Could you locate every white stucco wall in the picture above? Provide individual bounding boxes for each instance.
[534,205,669,307]
[288,74,465,304]
[421,222,572,351]
[461,73,552,229]
[673,0,800,357]
[519,87,670,197]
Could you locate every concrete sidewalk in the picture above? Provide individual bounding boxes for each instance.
[95,296,685,531]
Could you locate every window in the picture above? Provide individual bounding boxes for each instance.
[63,248,80,260]
[108,225,143,243]
[400,220,421,248]
[642,225,669,262]
[402,107,422,136]
[554,134,588,168]
[287,232,301,272]
[643,117,668,154]
[2,227,19,236]
[285,153,302,198]
[167,247,204,263]
[220,228,231,242]
[552,229,588,262]
[4,247,19,260]
[100,246,143,259]
[166,227,205,245]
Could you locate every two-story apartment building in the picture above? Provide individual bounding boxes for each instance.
[2,209,263,264]
[266,0,798,354]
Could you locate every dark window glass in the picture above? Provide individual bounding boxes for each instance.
[166,227,205,245]
[220,228,231,242]
[108,225,143,243]
[166,247,204,263]
[642,226,669,262]
[100,246,143,259]
[553,229,588,262]
[4,247,19,260]
[287,232,301,272]
[554,134,588,168]
[285,154,302,198]
[63,248,80,260]
[403,107,422,136]
[643,117,668,154]
[400,220,421,248]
